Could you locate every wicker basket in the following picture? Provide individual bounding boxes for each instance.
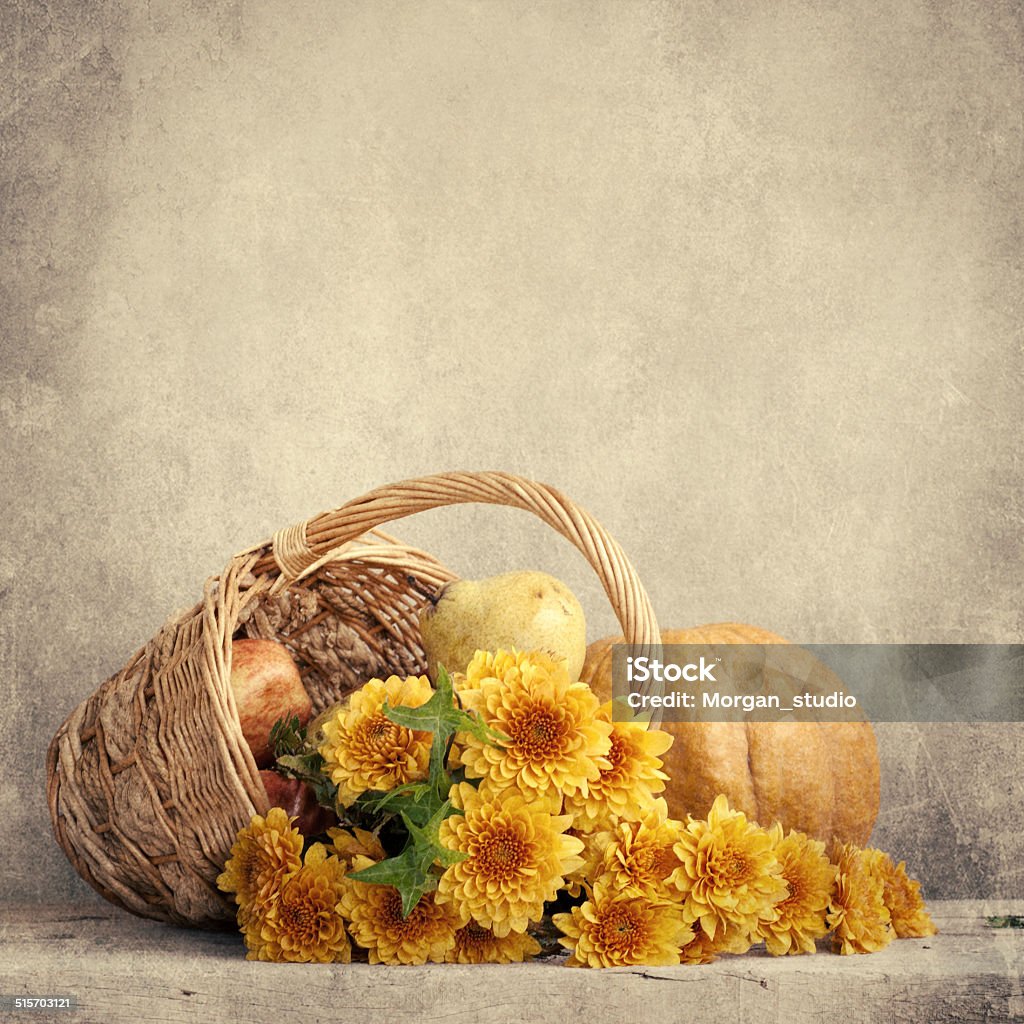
[46,472,660,929]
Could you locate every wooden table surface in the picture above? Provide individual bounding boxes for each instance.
[1,900,1021,1023]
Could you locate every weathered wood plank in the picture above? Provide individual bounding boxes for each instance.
[1,901,1021,1024]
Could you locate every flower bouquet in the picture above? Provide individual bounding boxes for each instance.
[218,649,935,966]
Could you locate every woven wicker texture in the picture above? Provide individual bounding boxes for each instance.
[46,472,660,928]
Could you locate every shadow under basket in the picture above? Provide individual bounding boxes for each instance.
[46,472,660,928]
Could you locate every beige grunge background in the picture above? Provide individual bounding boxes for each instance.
[2,1,1021,908]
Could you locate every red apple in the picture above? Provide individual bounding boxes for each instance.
[229,638,312,767]
[259,770,337,837]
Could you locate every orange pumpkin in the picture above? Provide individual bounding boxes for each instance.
[580,623,879,846]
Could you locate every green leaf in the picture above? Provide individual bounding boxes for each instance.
[356,782,441,829]
[275,751,325,782]
[405,801,468,870]
[275,753,312,776]
[356,781,424,813]
[382,665,509,749]
[347,841,439,915]
[347,800,466,916]
[340,667,505,916]
[376,665,507,826]
[269,715,308,758]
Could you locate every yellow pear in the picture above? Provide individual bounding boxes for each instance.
[419,570,587,681]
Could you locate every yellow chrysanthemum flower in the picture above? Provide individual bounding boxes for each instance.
[319,675,434,807]
[669,794,786,942]
[563,702,672,828]
[759,824,836,956]
[457,648,566,693]
[678,920,752,963]
[554,876,694,967]
[449,651,568,765]
[243,844,351,963]
[876,851,937,938]
[445,920,542,964]
[678,923,718,964]
[437,781,584,937]
[327,826,386,871]
[216,807,303,922]
[338,855,460,965]
[564,824,610,899]
[590,800,685,903]
[449,650,567,765]
[827,842,894,955]
[457,653,611,799]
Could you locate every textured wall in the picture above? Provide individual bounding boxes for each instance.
[1,0,1021,907]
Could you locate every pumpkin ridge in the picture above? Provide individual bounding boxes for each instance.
[744,727,761,825]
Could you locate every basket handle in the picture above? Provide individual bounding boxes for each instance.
[256,471,660,646]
